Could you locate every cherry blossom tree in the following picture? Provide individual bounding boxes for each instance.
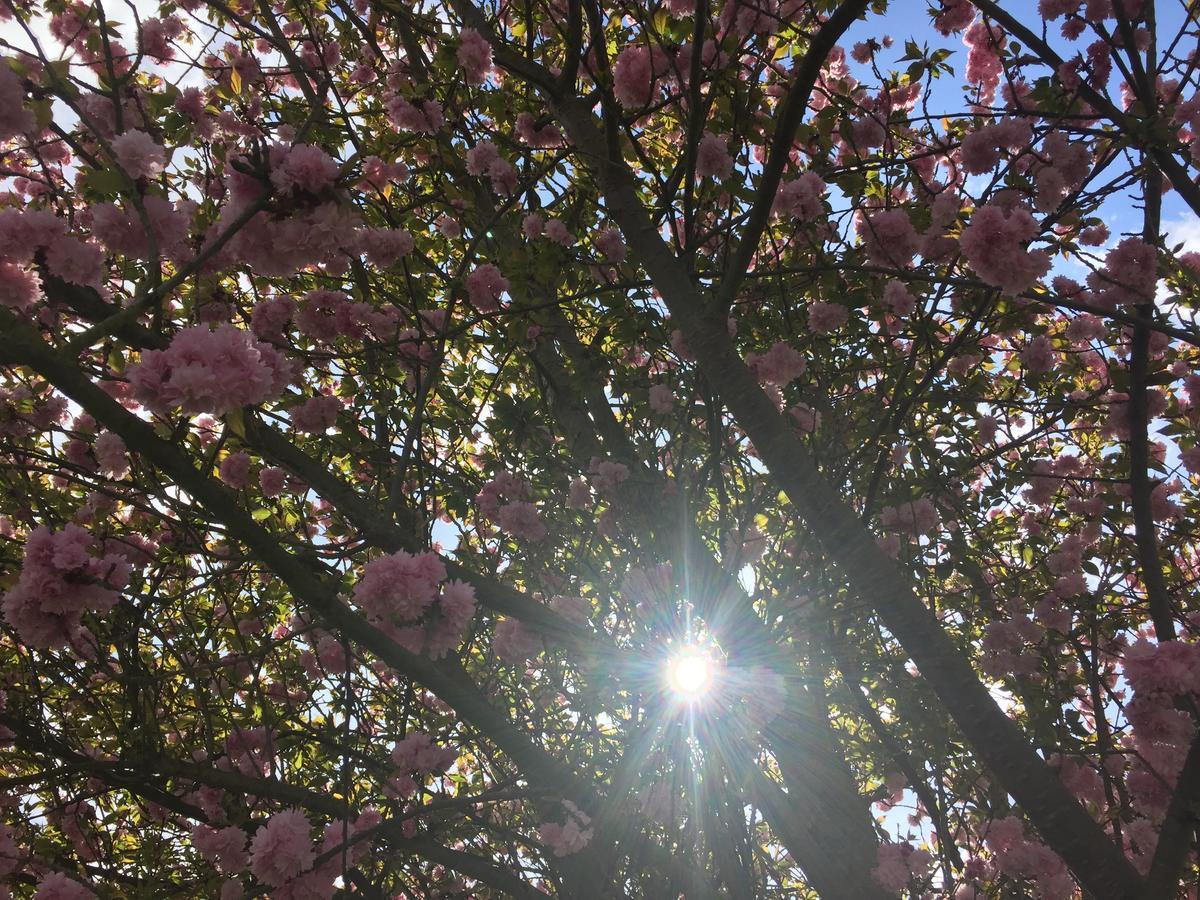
[0,0,1199,896]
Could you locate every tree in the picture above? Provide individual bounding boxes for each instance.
[0,0,1198,895]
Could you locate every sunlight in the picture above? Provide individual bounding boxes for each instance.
[667,648,714,699]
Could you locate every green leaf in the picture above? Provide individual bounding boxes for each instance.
[225,408,246,439]
[80,166,127,196]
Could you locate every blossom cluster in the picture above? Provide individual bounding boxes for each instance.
[537,800,594,857]
[2,525,130,649]
[476,472,547,540]
[351,550,477,658]
[128,325,293,417]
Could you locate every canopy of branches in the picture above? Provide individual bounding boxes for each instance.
[0,0,1199,897]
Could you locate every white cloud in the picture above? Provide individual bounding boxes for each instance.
[1154,213,1200,309]
[1165,212,1200,254]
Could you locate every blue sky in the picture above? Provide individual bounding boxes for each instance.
[837,0,1199,246]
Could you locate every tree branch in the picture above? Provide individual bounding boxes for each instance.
[535,86,1145,900]
[715,0,871,310]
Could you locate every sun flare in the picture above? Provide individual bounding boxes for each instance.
[667,649,714,699]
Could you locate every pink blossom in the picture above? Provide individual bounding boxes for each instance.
[248,809,314,888]
[985,817,1073,898]
[498,501,547,540]
[270,144,338,195]
[515,111,563,148]
[224,726,276,777]
[538,801,593,857]
[260,466,287,497]
[353,550,446,625]
[360,228,414,267]
[460,141,494,177]
[964,21,1006,105]
[250,296,296,343]
[383,97,442,134]
[1035,132,1091,210]
[1065,313,1106,344]
[1104,389,1167,439]
[111,130,166,179]
[719,0,790,35]
[522,213,545,239]
[850,114,886,149]
[476,472,531,518]
[1088,237,1157,305]
[649,383,674,413]
[789,402,821,433]
[772,172,826,220]
[1052,572,1086,597]
[1124,639,1200,697]
[91,195,195,263]
[976,415,999,443]
[860,209,919,269]
[884,280,916,316]
[465,141,517,195]
[392,731,456,775]
[457,28,492,84]
[361,156,408,189]
[494,616,542,663]
[268,870,334,900]
[176,86,207,121]
[880,498,939,535]
[297,289,359,342]
[0,208,65,262]
[568,477,591,508]
[191,824,249,874]
[929,191,961,231]
[2,524,130,649]
[213,196,365,279]
[1019,335,1059,374]
[34,873,96,900]
[695,132,733,180]
[0,261,40,310]
[872,841,932,892]
[613,45,660,108]
[1039,0,1080,19]
[544,218,573,246]
[418,308,448,334]
[589,458,629,495]
[44,236,104,289]
[290,395,340,433]
[466,264,509,313]
[127,325,292,417]
[959,204,1050,294]
[218,452,252,488]
[0,823,19,876]
[139,16,183,61]
[424,579,476,659]
[747,341,807,384]
[959,117,1032,174]
[594,227,627,263]
[0,62,34,139]
[94,432,128,478]
[807,301,848,334]
[65,437,95,472]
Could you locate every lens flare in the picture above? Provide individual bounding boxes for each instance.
[667,649,713,699]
